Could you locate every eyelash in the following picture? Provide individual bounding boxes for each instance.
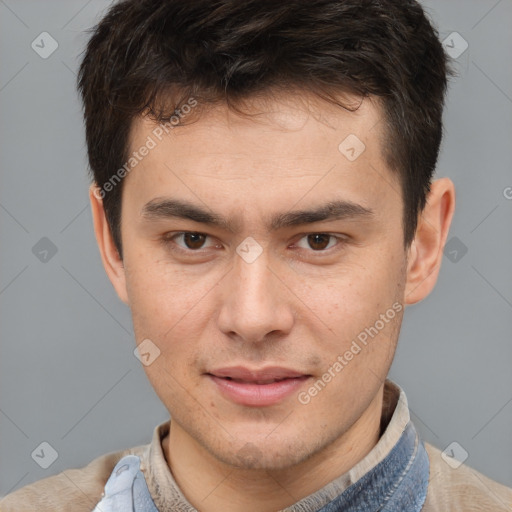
[160,231,347,257]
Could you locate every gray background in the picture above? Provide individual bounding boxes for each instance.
[1,0,511,498]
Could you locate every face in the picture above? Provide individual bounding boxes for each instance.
[115,93,409,470]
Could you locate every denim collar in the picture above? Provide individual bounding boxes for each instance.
[317,420,429,512]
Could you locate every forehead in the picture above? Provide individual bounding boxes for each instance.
[123,92,400,223]
[133,92,384,159]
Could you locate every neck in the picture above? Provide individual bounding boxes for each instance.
[163,385,384,512]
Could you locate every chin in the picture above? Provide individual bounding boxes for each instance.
[205,434,317,471]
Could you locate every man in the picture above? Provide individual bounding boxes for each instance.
[1,0,511,510]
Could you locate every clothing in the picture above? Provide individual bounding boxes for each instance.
[1,380,511,511]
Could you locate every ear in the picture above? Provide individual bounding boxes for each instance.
[89,184,129,305]
[404,177,456,305]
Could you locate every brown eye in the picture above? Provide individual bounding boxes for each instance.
[183,232,207,249]
[307,234,332,250]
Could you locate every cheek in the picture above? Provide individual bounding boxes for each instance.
[293,257,399,335]
[126,253,204,318]
[125,259,213,404]
[124,256,212,363]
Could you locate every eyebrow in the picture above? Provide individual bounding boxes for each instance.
[140,198,375,232]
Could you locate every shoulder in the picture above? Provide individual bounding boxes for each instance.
[422,442,512,511]
[0,444,148,512]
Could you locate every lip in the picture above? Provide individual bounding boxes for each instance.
[206,366,311,407]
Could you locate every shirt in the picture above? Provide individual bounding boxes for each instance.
[1,380,511,511]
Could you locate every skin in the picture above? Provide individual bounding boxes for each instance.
[90,92,455,512]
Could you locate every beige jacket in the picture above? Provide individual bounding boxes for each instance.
[2,381,511,511]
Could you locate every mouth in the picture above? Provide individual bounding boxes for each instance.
[220,376,297,384]
[206,366,311,407]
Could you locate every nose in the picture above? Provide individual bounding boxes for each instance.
[216,246,295,344]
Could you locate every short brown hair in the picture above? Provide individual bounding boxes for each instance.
[78,0,450,258]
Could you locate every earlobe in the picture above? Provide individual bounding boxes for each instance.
[89,184,130,305]
[404,178,456,305]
